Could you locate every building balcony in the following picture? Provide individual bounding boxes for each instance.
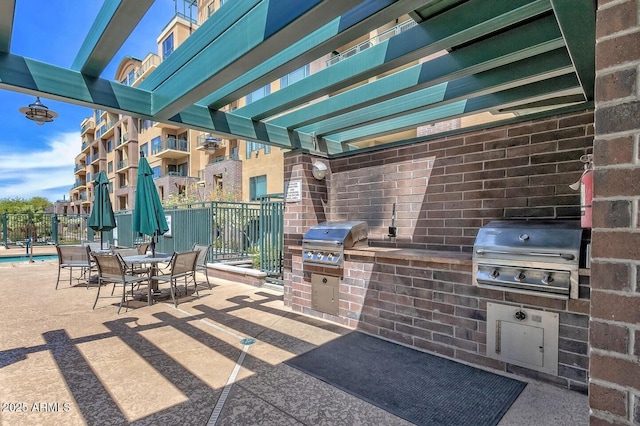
[74,164,86,175]
[90,153,102,164]
[208,153,240,164]
[133,54,160,85]
[116,132,130,147]
[101,119,117,139]
[153,120,182,130]
[73,179,87,189]
[117,159,129,171]
[81,118,95,135]
[152,137,189,159]
[325,19,417,67]
[81,138,95,153]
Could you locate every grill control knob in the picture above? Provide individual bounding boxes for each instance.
[490,269,500,279]
[514,271,526,282]
[519,233,529,241]
[542,273,554,285]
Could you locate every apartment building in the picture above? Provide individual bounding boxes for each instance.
[62,0,483,215]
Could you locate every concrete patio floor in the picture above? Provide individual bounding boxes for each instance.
[0,249,588,425]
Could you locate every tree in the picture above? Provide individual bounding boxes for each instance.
[0,197,52,214]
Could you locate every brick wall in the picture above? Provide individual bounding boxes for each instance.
[327,110,593,252]
[284,108,594,390]
[591,0,640,424]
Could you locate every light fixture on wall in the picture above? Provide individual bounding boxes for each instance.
[312,161,328,180]
[19,97,58,125]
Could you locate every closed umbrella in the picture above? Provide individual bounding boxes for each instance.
[88,170,116,250]
[132,155,169,256]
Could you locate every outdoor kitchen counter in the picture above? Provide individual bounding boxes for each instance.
[291,246,472,265]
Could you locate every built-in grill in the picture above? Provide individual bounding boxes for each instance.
[302,221,368,268]
[473,220,583,299]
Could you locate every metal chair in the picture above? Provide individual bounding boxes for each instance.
[92,253,149,314]
[111,247,151,281]
[192,243,212,289]
[154,251,199,307]
[137,242,150,255]
[55,245,93,289]
[85,241,110,252]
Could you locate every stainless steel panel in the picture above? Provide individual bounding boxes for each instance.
[473,220,582,266]
[311,273,339,315]
[487,302,559,376]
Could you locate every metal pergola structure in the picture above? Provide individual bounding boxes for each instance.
[0,0,595,157]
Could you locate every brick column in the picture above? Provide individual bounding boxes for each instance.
[591,0,640,424]
[282,151,330,306]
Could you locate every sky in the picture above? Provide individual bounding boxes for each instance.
[0,0,182,202]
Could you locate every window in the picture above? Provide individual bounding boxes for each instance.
[107,139,113,152]
[162,33,174,59]
[152,166,161,179]
[140,143,148,158]
[151,136,162,155]
[246,140,271,158]
[177,162,188,177]
[121,69,135,86]
[107,161,113,173]
[280,65,310,88]
[108,182,113,193]
[245,85,270,104]
[249,175,267,201]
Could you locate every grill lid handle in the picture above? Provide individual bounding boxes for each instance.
[475,249,575,261]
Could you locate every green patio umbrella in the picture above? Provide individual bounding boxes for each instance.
[132,155,169,256]
[88,170,116,250]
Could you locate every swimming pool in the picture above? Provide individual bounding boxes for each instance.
[0,255,58,263]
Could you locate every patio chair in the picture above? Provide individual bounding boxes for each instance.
[192,243,212,290]
[154,250,199,307]
[112,247,151,278]
[92,253,149,314]
[85,241,110,252]
[55,245,93,289]
[137,242,150,255]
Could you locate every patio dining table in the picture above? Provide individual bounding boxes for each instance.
[122,253,173,306]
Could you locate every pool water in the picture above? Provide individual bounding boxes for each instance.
[0,255,58,263]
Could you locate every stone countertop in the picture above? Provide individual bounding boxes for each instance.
[290,245,472,265]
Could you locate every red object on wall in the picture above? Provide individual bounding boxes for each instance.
[580,167,593,229]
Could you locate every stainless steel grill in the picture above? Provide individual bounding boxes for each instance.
[302,221,368,268]
[472,220,583,299]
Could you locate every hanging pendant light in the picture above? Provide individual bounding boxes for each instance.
[19,97,58,125]
[203,134,222,153]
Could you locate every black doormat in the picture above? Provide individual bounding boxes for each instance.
[285,332,526,426]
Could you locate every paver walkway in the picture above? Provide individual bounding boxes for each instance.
[0,256,587,425]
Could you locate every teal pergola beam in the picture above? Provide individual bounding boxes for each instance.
[198,0,428,109]
[167,105,317,151]
[0,51,309,149]
[139,0,263,91]
[0,0,15,52]
[550,0,595,100]
[71,0,154,77]
[148,0,362,120]
[0,52,152,116]
[270,15,564,129]
[301,48,574,136]
[234,0,553,120]
[324,73,583,147]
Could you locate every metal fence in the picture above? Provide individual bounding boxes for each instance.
[1,213,109,248]
[1,197,284,279]
[112,198,284,279]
